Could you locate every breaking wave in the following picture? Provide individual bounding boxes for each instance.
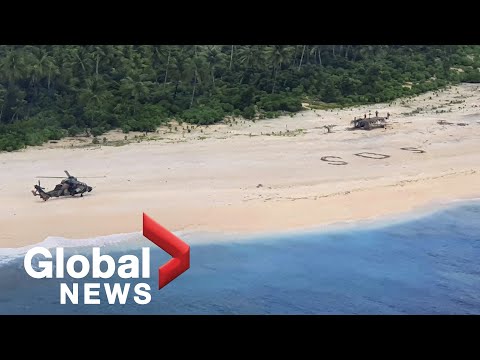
[0,228,233,267]
[0,232,143,266]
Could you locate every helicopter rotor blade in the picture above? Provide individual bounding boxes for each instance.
[75,176,107,178]
[36,176,106,179]
[36,176,66,179]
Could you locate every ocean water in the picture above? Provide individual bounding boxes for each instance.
[0,201,479,314]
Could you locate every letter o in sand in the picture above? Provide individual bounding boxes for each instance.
[354,152,390,159]
[400,147,425,153]
[321,156,348,165]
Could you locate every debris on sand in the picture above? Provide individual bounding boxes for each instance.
[400,147,426,153]
[437,120,454,125]
[324,125,336,133]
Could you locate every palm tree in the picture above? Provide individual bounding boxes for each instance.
[0,85,7,121]
[203,45,227,86]
[29,52,48,92]
[358,46,374,61]
[153,46,173,88]
[265,45,294,93]
[298,45,307,70]
[229,45,234,70]
[45,56,60,90]
[180,53,207,108]
[344,45,351,60]
[189,61,199,108]
[72,46,92,75]
[237,45,266,84]
[309,45,323,66]
[167,57,182,100]
[119,73,152,115]
[0,49,27,85]
[92,46,106,79]
[79,78,108,110]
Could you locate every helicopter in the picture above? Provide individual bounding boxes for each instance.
[32,170,100,201]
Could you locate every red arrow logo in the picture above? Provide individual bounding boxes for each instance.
[143,213,190,289]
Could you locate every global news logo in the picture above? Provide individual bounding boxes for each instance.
[23,213,190,305]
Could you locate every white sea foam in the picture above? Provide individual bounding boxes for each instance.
[0,232,143,266]
[0,229,228,267]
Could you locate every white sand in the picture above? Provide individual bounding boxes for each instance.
[1,83,480,248]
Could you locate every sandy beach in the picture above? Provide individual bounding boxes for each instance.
[1,83,480,248]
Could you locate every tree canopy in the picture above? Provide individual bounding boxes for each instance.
[1,45,479,151]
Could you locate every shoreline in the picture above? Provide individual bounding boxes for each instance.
[1,195,479,256]
[1,84,480,248]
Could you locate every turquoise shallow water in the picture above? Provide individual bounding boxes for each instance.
[0,201,479,314]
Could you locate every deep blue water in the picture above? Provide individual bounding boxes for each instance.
[0,202,479,314]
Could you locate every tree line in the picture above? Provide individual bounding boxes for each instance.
[1,45,479,151]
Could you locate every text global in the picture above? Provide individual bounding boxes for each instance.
[24,247,152,305]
